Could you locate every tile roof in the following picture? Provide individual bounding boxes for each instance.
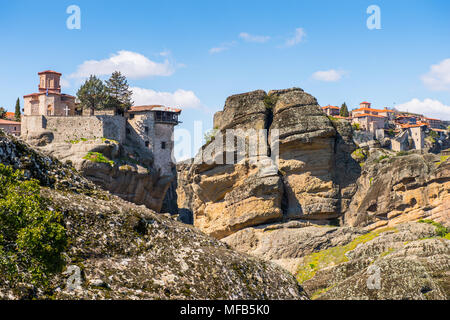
[38,70,62,76]
[322,105,340,110]
[129,105,182,113]
[353,113,386,118]
[0,119,21,125]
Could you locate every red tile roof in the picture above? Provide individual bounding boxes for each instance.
[360,101,371,104]
[129,105,182,113]
[5,112,15,120]
[322,105,340,110]
[424,117,441,121]
[0,119,21,125]
[38,70,62,76]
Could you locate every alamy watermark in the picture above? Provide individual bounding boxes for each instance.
[173,125,280,172]
[367,5,381,30]
[66,5,81,30]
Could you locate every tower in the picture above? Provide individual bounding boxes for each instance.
[38,70,62,94]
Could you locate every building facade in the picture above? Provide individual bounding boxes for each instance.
[0,119,21,136]
[321,105,340,116]
[23,71,77,117]
[21,71,181,177]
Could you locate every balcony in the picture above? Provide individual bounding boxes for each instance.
[154,111,180,124]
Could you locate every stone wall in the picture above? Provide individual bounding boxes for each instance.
[21,115,126,143]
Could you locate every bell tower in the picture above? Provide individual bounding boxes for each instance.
[38,70,62,94]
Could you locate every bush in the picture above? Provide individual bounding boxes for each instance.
[83,151,115,166]
[204,128,219,144]
[0,164,67,287]
[418,219,449,238]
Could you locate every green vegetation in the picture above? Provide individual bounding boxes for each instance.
[351,148,367,162]
[429,130,439,143]
[418,219,449,238]
[327,115,339,122]
[204,128,219,144]
[339,102,349,117]
[0,107,6,119]
[352,123,361,131]
[0,164,67,287]
[77,75,108,116]
[104,71,133,113]
[295,227,396,284]
[14,98,21,122]
[396,151,410,157]
[263,94,278,110]
[374,154,389,163]
[83,152,115,166]
[436,155,449,166]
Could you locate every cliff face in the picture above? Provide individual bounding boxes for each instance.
[0,131,306,300]
[223,220,450,300]
[345,151,449,230]
[24,134,173,213]
[177,88,360,239]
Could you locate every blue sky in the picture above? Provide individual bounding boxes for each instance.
[1,0,450,157]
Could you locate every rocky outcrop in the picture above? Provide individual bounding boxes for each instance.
[344,151,450,230]
[177,88,360,239]
[223,220,450,299]
[26,137,173,212]
[0,131,307,300]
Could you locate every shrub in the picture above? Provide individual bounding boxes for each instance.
[352,123,361,131]
[418,219,449,238]
[83,151,115,166]
[263,94,278,110]
[0,164,67,287]
[204,128,219,144]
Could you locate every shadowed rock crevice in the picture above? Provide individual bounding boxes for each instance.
[176,88,361,238]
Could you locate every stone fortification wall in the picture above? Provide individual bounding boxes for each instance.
[21,115,126,143]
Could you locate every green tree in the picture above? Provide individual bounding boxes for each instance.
[105,71,133,114]
[0,107,6,119]
[76,75,107,116]
[14,98,21,122]
[340,102,349,117]
[0,164,67,287]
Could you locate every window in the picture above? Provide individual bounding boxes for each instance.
[126,128,130,134]
[145,141,149,147]
[161,141,166,150]
[129,114,134,119]
[144,126,149,133]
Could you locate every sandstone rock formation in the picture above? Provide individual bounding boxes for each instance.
[0,131,307,300]
[24,135,173,213]
[223,220,450,299]
[177,88,360,238]
[344,151,449,230]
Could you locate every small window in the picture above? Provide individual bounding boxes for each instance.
[161,141,166,150]
[144,126,149,133]
[145,141,149,147]
[129,114,135,119]
[126,128,130,134]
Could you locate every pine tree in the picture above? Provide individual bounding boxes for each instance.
[76,75,107,116]
[14,98,21,122]
[105,71,133,114]
[340,102,349,117]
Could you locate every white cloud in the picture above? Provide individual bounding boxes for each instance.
[421,58,450,91]
[285,28,306,47]
[239,32,270,43]
[69,50,174,79]
[312,69,346,82]
[396,98,450,120]
[60,77,71,88]
[131,87,202,109]
[209,41,237,54]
